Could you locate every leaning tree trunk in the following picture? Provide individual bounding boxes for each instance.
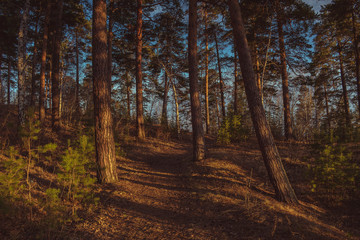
[92,0,118,183]
[51,0,64,130]
[228,0,298,204]
[39,1,51,123]
[276,0,293,140]
[136,0,145,140]
[189,0,205,161]
[17,0,30,125]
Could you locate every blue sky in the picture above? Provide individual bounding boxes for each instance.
[304,0,331,12]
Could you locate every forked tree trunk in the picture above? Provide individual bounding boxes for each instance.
[228,0,298,204]
[17,0,30,125]
[39,0,51,123]
[51,0,63,130]
[136,0,145,139]
[92,0,118,183]
[214,31,226,119]
[276,0,293,140]
[189,0,205,161]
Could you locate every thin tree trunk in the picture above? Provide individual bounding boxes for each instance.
[92,0,118,183]
[189,0,205,161]
[228,0,298,204]
[254,34,262,99]
[51,0,63,130]
[30,16,40,106]
[136,0,145,139]
[351,9,360,118]
[39,1,51,123]
[107,0,114,96]
[170,77,180,136]
[234,44,239,115]
[47,61,52,111]
[126,71,131,120]
[75,30,80,115]
[214,31,226,118]
[17,0,30,125]
[7,57,11,105]
[204,8,210,134]
[337,40,351,128]
[323,81,331,132]
[161,71,169,126]
[0,52,2,104]
[276,0,293,140]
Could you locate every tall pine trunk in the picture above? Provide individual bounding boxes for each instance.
[39,1,51,123]
[136,0,145,139]
[7,56,11,105]
[161,71,169,126]
[234,45,239,114]
[214,31,226,119]
[51,0,63,130]
[107,0,114,96]
[75,29,80,116]
[189,0,205,161]
[92,0,118,183]
[30,16,39,106]
[17,0,30,125]
[337,41,351,128]
[228,0,298,204]
[204,8,210,134]
[351,9,360,119]
[276,0,293,140]
[0,52,2,104]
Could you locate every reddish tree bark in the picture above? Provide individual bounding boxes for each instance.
[136,0,145,139]
[189,0,205,161]
[92,0,118,183]
[228,0,298,204]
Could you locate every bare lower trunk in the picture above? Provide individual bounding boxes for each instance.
[161,72,169,126]
[30,17,39,106]
[323,82,331,131]
[234,44,239,114]
[189,0,205,161]
[92,0,118,183]
[39,1,51,123]
[107,0,114,96]
[228,0,298,204]
[351,10,360,118]
[8,57,11,105]
[75,30,80,116]
[126,71,131,120]
[136,0,145,139]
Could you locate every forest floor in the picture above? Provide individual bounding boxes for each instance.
[0,110,360,239]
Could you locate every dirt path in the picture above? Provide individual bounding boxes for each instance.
[69,137,355,240]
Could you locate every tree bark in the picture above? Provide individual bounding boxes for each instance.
[136,0,145,139]
[234,43,239,114]
[92,0,118,183]
[161,71,169,126]
[17,0,30,125]
[323,81,331,132]
[107,0,114,96]
[75,29,80,116]
[276,0,293,140]
[39,0,51,123]
[30,16,40,106]
[228,0,298,204]
[0,52,2,104]
[351,9,360,119]
[126,71,131,120]
[7,56,11,105]
[214,30,226,119]
[51,0,63,130]
[204,8,210,134]
[337,40,351,128]
[189,0,205,161]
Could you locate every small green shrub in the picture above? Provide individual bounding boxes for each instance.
[58,135,98,216]
[217,114,249,144]
[310,143,359,201]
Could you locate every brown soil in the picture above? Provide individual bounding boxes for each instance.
[0,121,359,239]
